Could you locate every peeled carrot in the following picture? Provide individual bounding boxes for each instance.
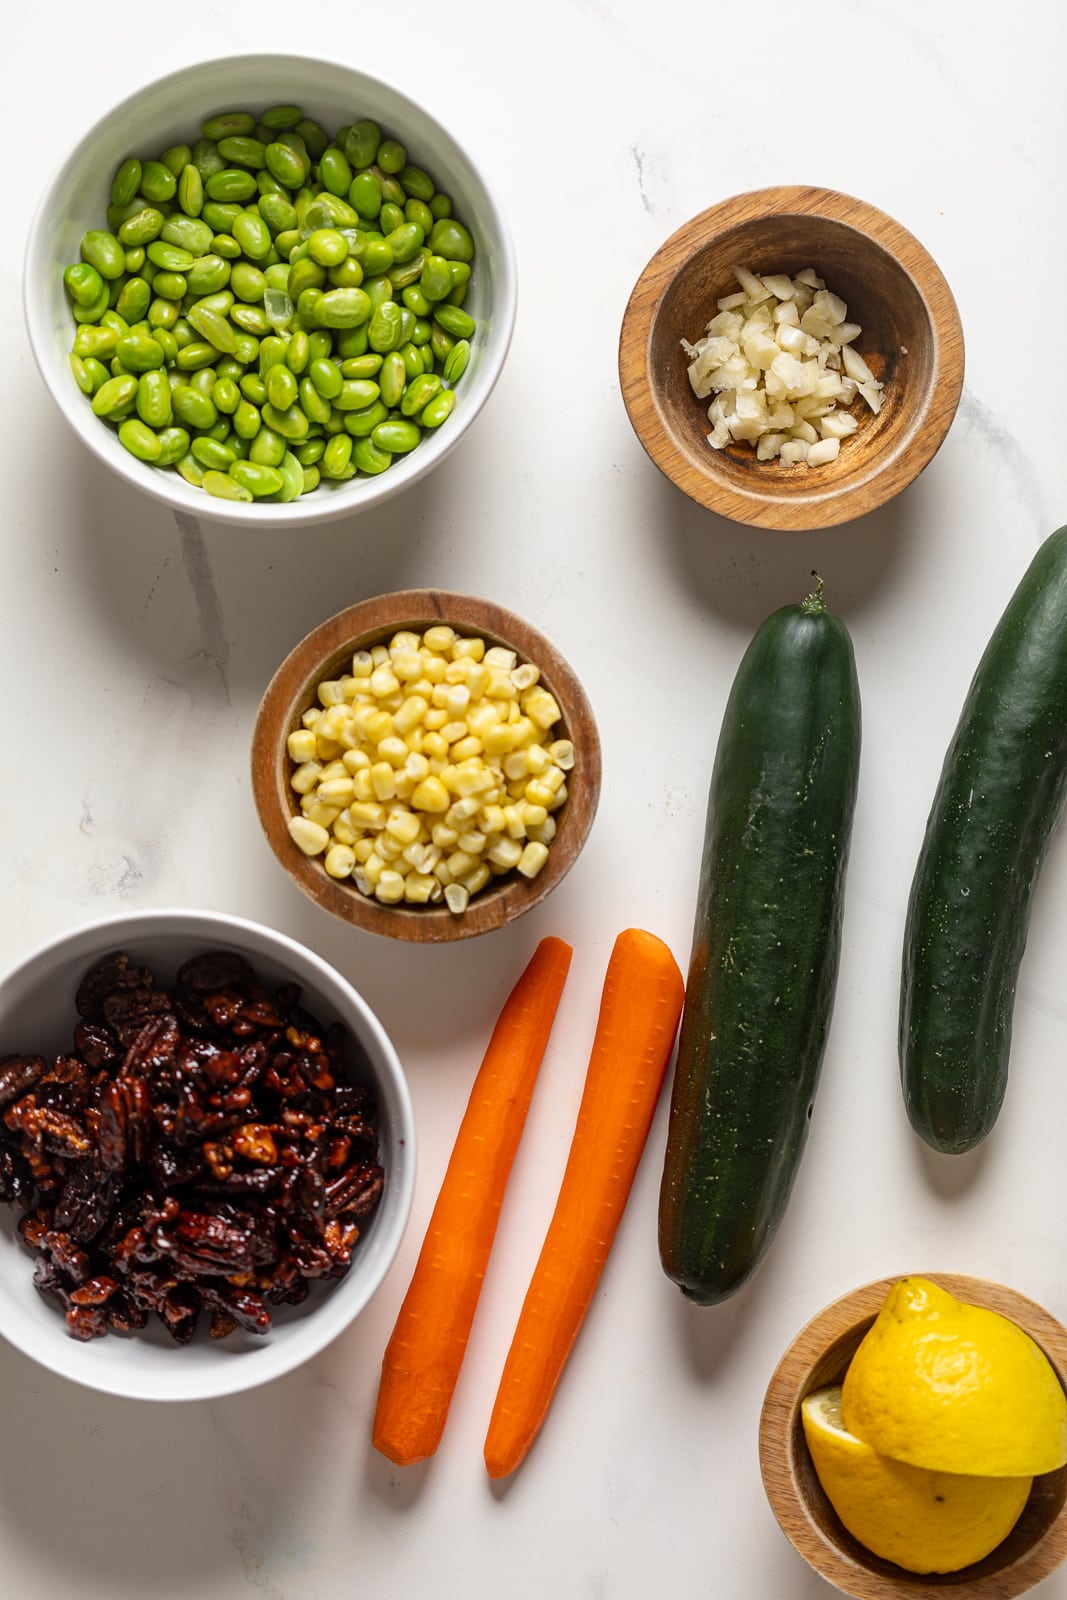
[372,934,572,1467]
[483,927,684,1480]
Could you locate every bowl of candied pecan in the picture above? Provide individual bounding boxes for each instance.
[0,908,415,1400]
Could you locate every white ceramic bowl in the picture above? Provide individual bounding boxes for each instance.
[0,909,415,1401]
[23,54,517,527]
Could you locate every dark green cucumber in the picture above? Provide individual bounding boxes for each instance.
[658,579,861,1305]
[900,524,1067,1154]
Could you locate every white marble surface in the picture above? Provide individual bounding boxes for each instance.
[4,2,1067,1595]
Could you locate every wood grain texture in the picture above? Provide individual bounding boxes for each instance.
[758,1274,1067,1599]
[251,590,601,943]
[618,186,965,530]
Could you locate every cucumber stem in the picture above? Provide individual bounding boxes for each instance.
[801,572,826,615]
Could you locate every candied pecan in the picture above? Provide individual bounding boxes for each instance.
[54,1163,116,1242]
[155,1208,276,1277]
[324,1160,384,1221]
[176,951,256,996]
[43,1230,91,1282]
[69,1275,119,1307]
[72,1019,122,1070]
[98,1079,153,1174]
[119,1013,182,1079]
[35,1107,93,1160]
[0,1054,47,1109]
[231,1123,278,1164]
[34,1057,91,1114]
[103,988,174,1048]
[66,1303,110,1341]
[75,952,155,1020]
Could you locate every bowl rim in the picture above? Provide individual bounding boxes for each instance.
[0,905,416,1400]
[251,589,602,942]
[758,1272,1067,1598]
[618,184,965,531]
[22,50,518,529]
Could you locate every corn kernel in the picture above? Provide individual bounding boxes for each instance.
[353,837,375,863]
[287,729,317,763]
[479,804,506,835]
[448,735,482,763]
[447,795,482,824]
[317,759,348,783]
[290,760,322,795]
[440,720,469,745]
[317,679,347,707]
[446,848,478,878]
[421,653,447,683]
[301,707,321,729]
[524,688,561,729]
[525,744,550,775]
[301,800,341,829]
[423,624,455,653]
[404,752,430,782]
[460,862,491,895]
[390,630,423,652]
[486,668,518,699]
[467,701,502,738]
[324,843,356,879]
[378,735,409,768]
[313,735,343,762]
[365,710,394,745]
[349,800,385,829]
[525,779,556,809]
[370,643,389,666]
[403,871,436,903]
[362,853,384,886]
[370,665,400,699]
[549,739,574,770]
[452,635,485,661]
[332,813,357,846]
[511,662,540,691]
[517,841,550,879]
[484,645,517,671]
[431,822,459,850]
[385,809,422,846]
[549,781,568,809]
[457,828,487,853]
[503,804,526,839]
[521,802,548,829]
[394,772,417,800]
[376,832,404,860]
[352,767,376,803]
[444,882,469,913]
[483,723,520,757]
[464,661,491,699]
[318,777,356,808]
[342,748,371,774]
[393,694,428,735]
[390,649,423,681]
[526,815,557,846]
[375,869,406,903]
[351,650,374,677]
[410,775,451,813]
[369,761,395,800]
[487,835,523,869]
[288,816,330,856]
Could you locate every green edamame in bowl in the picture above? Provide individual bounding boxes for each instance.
[25,55,517,527]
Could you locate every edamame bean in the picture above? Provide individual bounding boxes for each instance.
[136,369,173,428]
[352,435,392,474]
[266,364,298,410]
[326,257,364,290]
[379,351,406,408]
[191,436,236,470]
[81,229,126,279]
[218,134,267,168]
[233,397,262,438]
[201,469,252,501]
[287,329,310,373]
[111,158,142,207]
[117,207,165,247]
[443,339,470,384]
[92,373,139,416]
[213,376,240,414]
[344,118,381,168]
[399,164,434,202]
[186,254,231,295]
[249,426,286,467]
[319,146,352,197]
[301,464,321,493]
[315,287,372,329]
[294,438,325,465]
[205,168,258,203]
[155,426,191,466]
[231,303,271,336]
[433,302,476,339]
[151,270,187,301]
[64,261,105,307]
[201,200,242,232]
[202,111,256,142]
[141,160,177,204]
[298,379,331,426]
[124,246,146,273]
[116,332,166,372]
[73,323,119,360]
[161,214,214,255]
[176,452,206,487]
[172,386,217,430]
[349,170,381,220]
[239,373,267,405]
[340,353,383,380]
[341,399,388,437]
[421,388,456,427]
[321,434,353,478]
[361,238,393,278]
[400,372,442,417]
[261,402,309,441]
[368,300,403,353]
[229,460,284,497]
[178,162,204,216]
[231,261,267,301]
[258,192,297,234]
[264,140,308,188]
[118,417,162,460]
[376,138,406,174]
[233,211,272,261]
[72,279,111,325]
[371,418,421,453]
[273,448,305,501]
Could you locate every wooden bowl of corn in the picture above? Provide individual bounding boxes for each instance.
[251,590,601,942]
[619,185,964,530]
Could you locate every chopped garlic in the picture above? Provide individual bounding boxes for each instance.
[683,265,885,466]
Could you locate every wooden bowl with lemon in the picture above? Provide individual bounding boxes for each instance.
[759,1274,1067,1599]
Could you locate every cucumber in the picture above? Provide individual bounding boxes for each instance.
[658,578,861,1305]
[900,525,1067,1154]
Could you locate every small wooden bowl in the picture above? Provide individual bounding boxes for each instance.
[619,186,964,530]
[251,590,601,942]
[759,1274,1067,1599]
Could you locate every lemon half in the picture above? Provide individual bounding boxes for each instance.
[841,1277,1067,1477]
[802,1385,1032,1575]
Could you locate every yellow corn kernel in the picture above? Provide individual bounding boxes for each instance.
[352,767,376,803]
[423,624,455,654]
[451,634,485,661]
[421,651,447,683]
[486,668,519,699]
[394,772,417,801]
[525,744,550,775]
[404,728,425,755]
[361,851,384,886]
[369,643,389,666]
[523,688,561,729]
[385,808,422,846]
[542,764,565,794]
[324,843,356,879]
[484,645,517,671]
[526,815,557,846]
[503,804,526,839]
[466,701,503,739]
[377,735,409,768]
[520,802,548,829]
[446,796,482,825]
[431,821,459,850]
[483,722,521,756]
[290,760,323,795]
[302,707,322,729]
[450,735,482,763]
[423,708,448,732]
[369,761,397,800]
[393,694,428,735]
[479,803,506,836]
[351,649,374,677]
[502,750,528,782]
[287,729,318,763]
[404,841,440,874]
[511,662,540,691]
[465,660,491,699]
[404,751,430,782]
[437,720,466,745]
[313,735,343,762]
[508,715,536,746]
[375,832,404,861]
[337,674,361,701]
[403,871,436,903]
[318,777,356,808]
[457,827,487,854]
[444,882,469,913]
[370,664,401,699]
[411,774,451,813]
[317,759,348,783]
[390,648,423,681]
[353,837,375,863]
[525,779,556,809]
[342,748,371,774]
[367,711,396,745]
[446,848,478,878]
[390,629,423,652]
[460,861,491,895]
[451,761,495,798]
[349,800,386,829]
[433,857,455,886]
[317,678,346,707]
[318,704,352,741]
[375,869,406,903]
[287,816,330,856]
[517,841,550,879]
[301,799,341,829]
[549,739,574,770]
[332,813,357,847]
[487,835,523,869]
[548,780,568,809]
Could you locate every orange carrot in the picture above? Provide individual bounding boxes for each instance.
[372,935,572,1467]
[483,927,684,1480]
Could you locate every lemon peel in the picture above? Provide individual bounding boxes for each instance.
[802,1385,1032,1575]
[841,1277,1067,1478]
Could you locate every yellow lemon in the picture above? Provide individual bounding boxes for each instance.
[802,1386,1032,1575]
[841,1277,1067,1477]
